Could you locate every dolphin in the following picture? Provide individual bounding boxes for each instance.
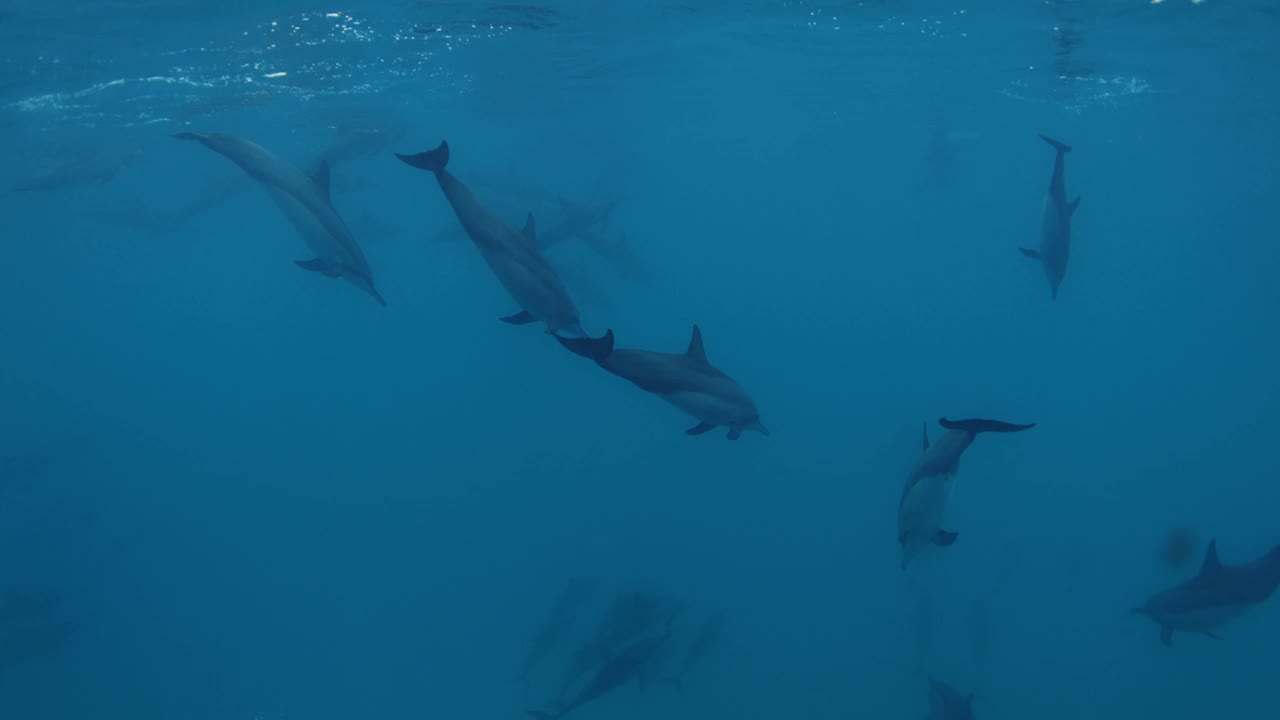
[661,610,725,692]
[556,327,767,440]
[395,141,583,335]
[898,418,1035,569]
[516,578,599,686]
[531,622,675,720]
[1132,540,1280,646]
[8,145,138,194]
[925,677,975,720]
[559,590,664,701]
[172,131,386,306]
[1019,134,1080,300]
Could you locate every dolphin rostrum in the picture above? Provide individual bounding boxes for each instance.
[898,418,1035,569]
[925,677,975,720]
[172,132,386,306]
[1132,540,1280,646]
[556,327,767,440]
[395,141,584,335]
[1019,134,1079,300]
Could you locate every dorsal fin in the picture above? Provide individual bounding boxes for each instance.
[521,212,536,244]
[686,325,708,364]
[1200,540,1222,576]
[922,422,930,452]
[311,160,332,202]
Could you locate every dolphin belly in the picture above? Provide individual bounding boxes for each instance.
[898,474,954,567]
[1159,604,1253,632]
[660,390,749,426]
[263,184,347,262]
[478,246,578,331]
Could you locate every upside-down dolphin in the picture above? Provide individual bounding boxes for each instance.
[556,327,767,440]
[396,141,583,335]
[898,418,1035,569]
[1019,134,1079,300]
[1132,539,1280,646]
[172,131,386,306]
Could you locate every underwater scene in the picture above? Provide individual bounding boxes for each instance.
[1,0,1278,718]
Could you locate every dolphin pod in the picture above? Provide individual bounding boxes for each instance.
[1132,540,1280,646]
[556,326,767,440]
[173,131,387,306]
[898,418,1035,569]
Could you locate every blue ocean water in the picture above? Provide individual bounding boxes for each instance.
[1,0,1278,717]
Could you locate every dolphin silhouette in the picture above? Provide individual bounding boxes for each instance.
[1132,540,1280,646]
[173,131,386,306]
[925,677,975,720]
[1019,134,1079,300]
[530,620,675,720]
[556,327,767,440]
[396,141,583,335]
[898,418,1035,569]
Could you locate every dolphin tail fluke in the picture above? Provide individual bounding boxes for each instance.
[938,418,1035,434]
[395,140,449,173]
[1018,247,1042,261]
[555,330,614,362]
[1038,134,1072,154]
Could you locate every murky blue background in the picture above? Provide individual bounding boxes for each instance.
[1,1,1277,718]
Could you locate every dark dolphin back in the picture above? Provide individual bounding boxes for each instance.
[938,418,1035,434]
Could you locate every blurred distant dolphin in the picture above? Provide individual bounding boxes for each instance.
[1019,134,1079,300]
[898,418,1035,569]
[396,140,583,335]
[7,146,138,194]
[924,677,975,720]
[1132,540,1280,646]
[173,131,386,306]
[530,622,675,720]
[556,326,767,440]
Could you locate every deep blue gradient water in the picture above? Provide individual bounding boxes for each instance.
[2,1,1278,718]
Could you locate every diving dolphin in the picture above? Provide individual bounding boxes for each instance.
[1019,134,1079,300]
[395,141,583,335]
[898,418,1035,569]
[517,578,599,686]
[559,590,664,701]
[1132,540,1280,646]
[172,131,386,306]
[556,327,767,440]
[925,677,975,720]
[531,623,675,720]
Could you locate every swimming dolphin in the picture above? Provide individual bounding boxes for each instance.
[395,141,583,335]
[925,677,975,720]
[172,131,386,306]
[1132,540,1280,646]
[661,610,725,692]
[1019,134,1079,300]
[517,578,599,686]
[8,145,139,194]
[558,590,665,701]
[556,327,767,440]
[898,418,1035,569]
[531,622,675,720]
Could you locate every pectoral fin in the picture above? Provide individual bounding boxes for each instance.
[1161,627,1174,646]
[933,530,959,547]
[295,258,343,278]
[727,427,742,440]
[1018,247,1042,260]
[500,310,537,325]
[685,422,714,436]
[1202,631,1224,641]
[1068,196,1081,216]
